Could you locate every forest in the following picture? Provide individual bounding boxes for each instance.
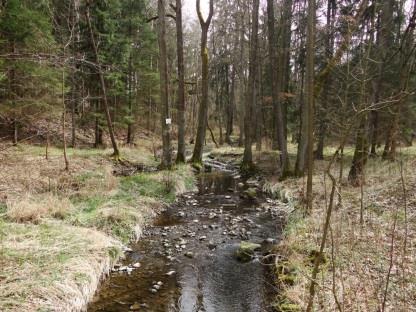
[0,0,415,311]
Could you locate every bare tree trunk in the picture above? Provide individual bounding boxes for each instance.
[315,0,335,160]
[94,96,103,147]
[226,65,235,145]
[267,0,289,176]
[241,0,260,172]
[191,0,214,164]
[71,89,76,147]
[281,0,293,142]
[126,48,133,144]
[175,0,186,163]
[62,69,69,171]
[157,0,172,168]
[86,4,120,159]
[306,0,316,212]
[348,115,368,186]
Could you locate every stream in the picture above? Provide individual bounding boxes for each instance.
[88,166,285,312]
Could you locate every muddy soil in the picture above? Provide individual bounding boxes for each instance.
[88,167,285,312]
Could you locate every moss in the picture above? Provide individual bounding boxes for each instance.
[278,302,302,312]
[191,162,203,172]
[244,187,257,199]
[235,241,261,262]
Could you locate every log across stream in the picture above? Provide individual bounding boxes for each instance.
[88,167,285,312]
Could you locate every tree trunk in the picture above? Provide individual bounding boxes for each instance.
[315,0,335,160]
[226,66,235,144]
[305,0,316,212]
[267,0,289,176]
[281,0,293,142]
[86,4,120,159]
[62,69,69,171]
[95,97,103,147]
[157,0,172,168]
[241,0,260,172]
[126,51,133,144]
[71,87,76,147]
[191,0,214,164]
[175,0,186,163]
[348,115,369,186]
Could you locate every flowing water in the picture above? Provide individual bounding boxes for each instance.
[88,169,284,312]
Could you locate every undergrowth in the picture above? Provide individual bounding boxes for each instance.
[271,146,416,311]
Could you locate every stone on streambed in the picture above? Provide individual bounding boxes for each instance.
[235,241,262,262]
[130,303,141,310]
[242,187,257,200]
[185,251,194,258]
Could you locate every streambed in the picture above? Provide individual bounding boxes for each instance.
[88,167,285,312]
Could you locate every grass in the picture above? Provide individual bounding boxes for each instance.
[0,142,196,312]
[0,220,121,312]
[268,145,416,311]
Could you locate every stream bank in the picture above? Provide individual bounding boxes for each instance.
[88,163,286,312]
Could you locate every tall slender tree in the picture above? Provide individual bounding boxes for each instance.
[267,0,289,177]
[241,0,260,171]
[174,0,186,163]
[191,0,214,164]
[305,0,315,212]
[157,0,172,168]
[85,1,120,159]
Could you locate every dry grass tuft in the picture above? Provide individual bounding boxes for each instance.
[0,220,121,312]
[6,193,73,223]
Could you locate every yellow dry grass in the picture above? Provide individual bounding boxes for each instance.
[271,146,416,311]
[6,193,74,223]
[0,220,121,312]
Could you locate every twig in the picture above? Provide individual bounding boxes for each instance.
[381,202,398,311]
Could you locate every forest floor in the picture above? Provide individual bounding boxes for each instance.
[0,142,195,312]
[266,145,416,312]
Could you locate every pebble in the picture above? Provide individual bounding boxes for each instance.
[199,236,207,241]
[130,303,141,310]
[208,241,217,250]
[185,251,194,258]
[208,213,217,219]
[166,270,176,276]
